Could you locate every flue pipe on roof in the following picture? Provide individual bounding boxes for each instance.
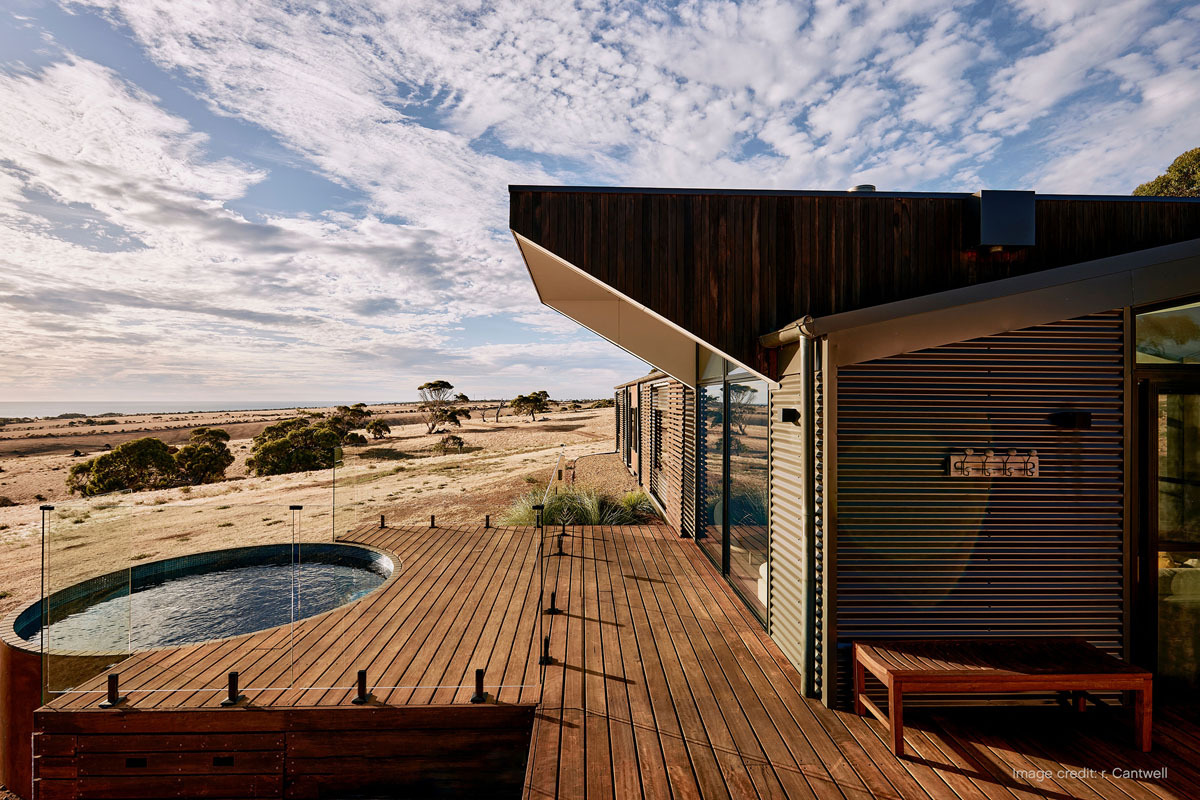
[848,184,876,192]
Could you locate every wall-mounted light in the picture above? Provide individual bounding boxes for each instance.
[780,408,801,425]
[1048,410,1092,429]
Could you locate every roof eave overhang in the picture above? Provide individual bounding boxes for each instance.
[766,237,1200,369]
[512,231,773,387]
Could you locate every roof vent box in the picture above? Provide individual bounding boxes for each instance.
[969,190,1036,247]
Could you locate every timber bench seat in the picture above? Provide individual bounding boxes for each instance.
[854,638,1153,757]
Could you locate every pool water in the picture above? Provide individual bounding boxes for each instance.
[28,556,389,651]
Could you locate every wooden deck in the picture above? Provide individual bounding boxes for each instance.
[39,523,1200,799]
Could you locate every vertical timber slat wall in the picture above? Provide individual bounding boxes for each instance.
[681,385,697,539]
[769,373,807,677]
[831,311,1126,707]
[639,383,649,484]
[649,383,664,502]
[615,375,694,538]
[616,390,629,468]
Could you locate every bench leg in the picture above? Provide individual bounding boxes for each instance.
[888,681,904,757]
[1073,690,1087,713]
[854,656,866,716]
[1134,683,1152,753]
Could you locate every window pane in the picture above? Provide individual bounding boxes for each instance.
[1137,300,1200,363]
[698,382,724,567]
[1159,393,1200,544]
[727,379,769,621]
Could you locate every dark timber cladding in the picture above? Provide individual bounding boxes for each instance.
[509,188,1200,378]
[832,311,1125,707]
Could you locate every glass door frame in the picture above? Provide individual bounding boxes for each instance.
[696,374,731,576]
[1133,372,1200,672]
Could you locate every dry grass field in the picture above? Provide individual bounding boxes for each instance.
[0,402,625,624]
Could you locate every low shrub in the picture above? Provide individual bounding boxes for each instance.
[502,487,659,526]
[360,447,412,461]
[433,434,465,453]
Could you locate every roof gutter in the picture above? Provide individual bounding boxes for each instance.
[759,315,817,348]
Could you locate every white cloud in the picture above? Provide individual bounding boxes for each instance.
[0,0,1196,401]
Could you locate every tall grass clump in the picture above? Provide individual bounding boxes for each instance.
[502,487,660,525]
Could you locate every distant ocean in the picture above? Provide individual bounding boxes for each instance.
[0,401,388,419]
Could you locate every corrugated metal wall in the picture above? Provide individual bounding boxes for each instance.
[814,354,828,702]
[832,311,1126,706]
[769,373,807,679]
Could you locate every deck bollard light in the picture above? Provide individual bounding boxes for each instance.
[99,673,124,708]
[470,668,486,704]
[430,514,436,528]
[539,635,554,666]
[545,590,560,615]
[220,671,244,706]
[380,514,385,528]
[556,534,564,556]
[533,504,544,530]
[352,669,370,704]
[484,514,490,529]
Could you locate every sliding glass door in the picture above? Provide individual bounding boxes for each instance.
[726,375,769,620]
[698,381,725,567]
[1135,297,1200,698]
[1150,389,1200,697]
[696,359,769,623]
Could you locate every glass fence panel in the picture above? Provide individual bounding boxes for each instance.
[304,447,547,702]
[125,502,299,692]
[333,445,414,533]
[43,496,134,694]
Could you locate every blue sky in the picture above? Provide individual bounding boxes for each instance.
[0,0,1197,403]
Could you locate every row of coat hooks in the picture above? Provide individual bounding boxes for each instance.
[948,448,1039,478]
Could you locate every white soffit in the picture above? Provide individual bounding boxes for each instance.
[513,231,771,386]
[822,238,1200,367]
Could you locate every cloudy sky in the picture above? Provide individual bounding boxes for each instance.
[1,0,1198,404]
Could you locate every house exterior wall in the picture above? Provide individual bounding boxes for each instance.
[617,311,1131,709]
[512,188,1200,379]
[767,372,809,684]
[827,310,1127,706]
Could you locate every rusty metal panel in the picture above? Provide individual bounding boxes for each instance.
[832,311,1126,707]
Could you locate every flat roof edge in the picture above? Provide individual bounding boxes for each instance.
[614,371,668,390]
[510,185,1200,203]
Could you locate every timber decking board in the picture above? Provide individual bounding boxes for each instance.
[37,524,1200,800]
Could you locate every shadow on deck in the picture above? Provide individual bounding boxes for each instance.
[29,523,1200,800]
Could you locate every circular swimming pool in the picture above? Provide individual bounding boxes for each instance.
[14,544,394,651]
